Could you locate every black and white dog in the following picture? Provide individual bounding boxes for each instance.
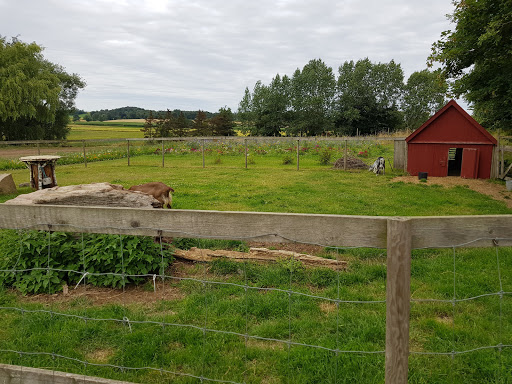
[369,157,385,175]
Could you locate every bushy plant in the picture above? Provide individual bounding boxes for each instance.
[318,148,333,165]
[282,154,294,165]
[0,230,173,294]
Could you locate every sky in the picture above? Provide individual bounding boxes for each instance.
[1,0,455,113]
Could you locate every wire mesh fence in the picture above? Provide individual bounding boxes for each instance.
[0,136,400,173]
[0,211,511,383]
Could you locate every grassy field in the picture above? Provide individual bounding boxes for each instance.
[68,123,145,140]
[0,138,511,383]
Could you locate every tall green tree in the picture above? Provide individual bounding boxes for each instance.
[192,110,210,136]
[402,69,448,131]
[155,109,174,137]
[237,87,254,134]
[173,111,189,137]
[0,37,85,140]
[248,75,292,136]
[141,111,157,138]
[209,107,235,136]
[335,58,404,135]
[429,0,512,132]
[289,59,336,136]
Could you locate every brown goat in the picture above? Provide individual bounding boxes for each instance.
[129,182,174,208]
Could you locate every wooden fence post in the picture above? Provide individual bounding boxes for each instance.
[245,138,248,169]
[202,139,205,168]
[127,140,130,166]
[82,140,87,168]
[297,139,300,171]
[385,217,412,384]
[344,140,348,171]
[162,140,165,168]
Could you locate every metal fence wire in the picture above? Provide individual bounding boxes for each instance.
[0,220,511,383]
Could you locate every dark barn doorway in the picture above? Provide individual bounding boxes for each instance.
[448,148,463,176]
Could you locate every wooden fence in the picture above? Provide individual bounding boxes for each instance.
[0,204,511,383]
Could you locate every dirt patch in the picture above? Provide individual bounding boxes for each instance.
[86,348,115,364]
[246,339,285,351]
[319,301,337,315]
[18,264,187,307]
[20,283,184,307]
[392,176,512,209]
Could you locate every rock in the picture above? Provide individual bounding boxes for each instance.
[4,182,162,208]
[18,182,31,188]
[0,174,17,194]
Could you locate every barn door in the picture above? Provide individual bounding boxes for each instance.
[461,148,479,178]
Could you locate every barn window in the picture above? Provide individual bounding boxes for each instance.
[447,148,463,176]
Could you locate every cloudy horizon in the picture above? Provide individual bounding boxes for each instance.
[1,0,455,113]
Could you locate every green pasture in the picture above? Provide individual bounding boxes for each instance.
[0,238,511,383]
[0,140,510,215]
[68,123,145,140]
[1,138,511,383]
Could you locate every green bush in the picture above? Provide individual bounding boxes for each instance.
[318,148,333,165]
[282,154,294,165]
[0,230,173,294]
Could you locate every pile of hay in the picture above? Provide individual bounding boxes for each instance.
[333,156,368,170]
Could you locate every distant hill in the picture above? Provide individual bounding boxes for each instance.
[83,107,214,122]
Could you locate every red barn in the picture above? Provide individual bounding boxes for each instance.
[405,100,497,179]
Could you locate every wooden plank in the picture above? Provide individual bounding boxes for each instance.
[0,204,389,248]
[409,215,512,248]
[385,217,412,384]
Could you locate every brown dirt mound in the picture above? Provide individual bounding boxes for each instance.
[333,156,368,170]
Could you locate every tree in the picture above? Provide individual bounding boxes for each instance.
[289,59,336,136]
[155,109,174,137]
[172,111,189,137]
[192,110,210,136]
[141,111,157,138]
[402,69,448,131]
[237,87,254,134]
[429,0,512,132]
[209,107,235,136]
[335,58,404,135]
[0,37,85,140]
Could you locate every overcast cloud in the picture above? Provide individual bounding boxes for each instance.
[1,0,454,113]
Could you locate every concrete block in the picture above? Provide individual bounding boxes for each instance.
[0,173,16,194]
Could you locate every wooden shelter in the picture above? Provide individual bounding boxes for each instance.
[405,100,497,179]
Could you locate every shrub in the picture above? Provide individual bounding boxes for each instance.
[318,148,333,165]
[0,230,173,294]
[282,155,294,165]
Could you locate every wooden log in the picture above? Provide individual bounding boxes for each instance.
[173,247,346,270]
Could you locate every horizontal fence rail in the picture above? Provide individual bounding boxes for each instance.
[0,204,511,383]
[1,205,511,249]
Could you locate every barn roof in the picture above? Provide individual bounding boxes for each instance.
[405,100,497,145]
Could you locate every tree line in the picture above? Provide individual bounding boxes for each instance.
[140,107,236,138]
[79,107,214,122]
[237,58,448,137]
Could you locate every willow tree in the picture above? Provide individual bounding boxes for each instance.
[0,37,85,140]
